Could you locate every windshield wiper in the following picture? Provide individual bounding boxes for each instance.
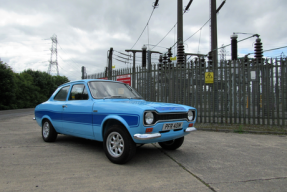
[107,95,128,99]
[130,97,143,99]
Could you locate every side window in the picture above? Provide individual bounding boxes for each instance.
[54,86,70,101]
[69,84,89,100]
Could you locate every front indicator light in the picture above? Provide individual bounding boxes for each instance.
[188,123,193,127]
[145,128,153,133]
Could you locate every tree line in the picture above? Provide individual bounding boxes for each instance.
[0,61,70,110]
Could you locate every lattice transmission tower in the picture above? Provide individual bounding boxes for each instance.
[48,34,59,76]
[220,44,227,62]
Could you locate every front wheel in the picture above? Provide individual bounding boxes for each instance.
[158,137,184,150]
[103,124,136,164]
[42,120,57,142]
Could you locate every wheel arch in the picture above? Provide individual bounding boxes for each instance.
[101,116,131,141]
[40,116,60,133]
[41,115,53,126]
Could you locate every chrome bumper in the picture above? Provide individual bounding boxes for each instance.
[185,127,197,132]
[134,127,196,140]
[133,133,161,140]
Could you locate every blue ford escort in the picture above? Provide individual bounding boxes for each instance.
[34,79,197,164]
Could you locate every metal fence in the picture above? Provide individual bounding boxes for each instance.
[87,58,287,126]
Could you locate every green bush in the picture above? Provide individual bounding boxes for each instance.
[0,61,70,110]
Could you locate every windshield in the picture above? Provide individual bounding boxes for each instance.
[88,81,143,99]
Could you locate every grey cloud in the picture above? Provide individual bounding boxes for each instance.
[1,0,286,81]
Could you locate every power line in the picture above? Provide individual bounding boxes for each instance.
[114,50,131,57]
[147,44,168,49]
[184,18,211,43]
[130,8,156,50]
[150,1,195,52]
[114,54,130,61]
[263,45,287,53]
[150,24,177,51]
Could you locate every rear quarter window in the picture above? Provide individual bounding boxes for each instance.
[54,86,70,101]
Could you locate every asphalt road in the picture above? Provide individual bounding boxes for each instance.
[0,110,286,192]
[0,108,34,120]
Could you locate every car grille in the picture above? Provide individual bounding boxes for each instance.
[155,113,187,121]
[143,110,195,126]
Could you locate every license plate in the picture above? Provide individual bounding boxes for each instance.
[162,122,183,131]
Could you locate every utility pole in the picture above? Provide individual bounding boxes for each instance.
[108,47,113,80]
[177,0,185,67]
[81,66,86,79]
[210,0,218,68]
[125,49,143,88]
[48,34,59,76]
[125,48,160,88]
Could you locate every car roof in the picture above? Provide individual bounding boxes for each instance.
[60,79,120,87]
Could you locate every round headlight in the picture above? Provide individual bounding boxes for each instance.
[145,112,154,125]
[188,110,194,121]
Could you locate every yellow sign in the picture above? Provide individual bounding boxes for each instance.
[170,56,177,61]
[205,72,214,83]
[112,65,115,69]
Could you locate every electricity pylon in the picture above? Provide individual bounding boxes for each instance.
[48,34,59,76]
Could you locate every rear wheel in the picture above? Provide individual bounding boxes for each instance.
[103,124,136,164]
[158,137,184,150]
[42,120,57,142]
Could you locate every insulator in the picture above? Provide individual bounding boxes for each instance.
[142,49,146,67]
[163,53,168,65]
[158,54,163,64]
[231,34,238,60]
[177,44,185,67]
[208,52,212,61]
[254,38,263,60]
[167,48,173,63]
[200,57,205,67]
[207,52,213,68]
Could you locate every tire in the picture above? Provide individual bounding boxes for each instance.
[103,124,136,164]
[158,137,184,150]
[42,120,57,142]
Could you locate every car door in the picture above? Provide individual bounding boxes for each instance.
[51,85,70,133]
[61,84,94,138]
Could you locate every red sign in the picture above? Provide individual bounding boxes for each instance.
[116,74,131,86]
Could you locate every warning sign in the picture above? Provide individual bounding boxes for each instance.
[205,72,214,84]
[116,74,131,86]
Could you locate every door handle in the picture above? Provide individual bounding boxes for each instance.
[62,105,67,108]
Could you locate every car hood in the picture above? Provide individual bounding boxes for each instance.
[97,99,194,113]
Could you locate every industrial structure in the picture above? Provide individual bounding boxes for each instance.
[83,0,286,126]
[47,34,59,76]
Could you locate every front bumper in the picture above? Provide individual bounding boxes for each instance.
[133,133,161,140]
[185,127,197,132]
[133,127,196,141]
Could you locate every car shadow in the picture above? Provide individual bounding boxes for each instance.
[55,134,103,152]
[53,135,164,164]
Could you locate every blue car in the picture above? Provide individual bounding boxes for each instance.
[34,79,197,164]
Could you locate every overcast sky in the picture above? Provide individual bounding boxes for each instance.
[1,0,286,81]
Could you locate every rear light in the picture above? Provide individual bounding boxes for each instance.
[145,128,153,133]
[188,123,193,127]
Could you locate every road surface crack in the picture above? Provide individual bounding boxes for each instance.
[152,143,217,192]
[208,176,287,184]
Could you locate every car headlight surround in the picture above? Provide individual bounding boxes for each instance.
[188,110,194,121]
[144,112,154,125]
